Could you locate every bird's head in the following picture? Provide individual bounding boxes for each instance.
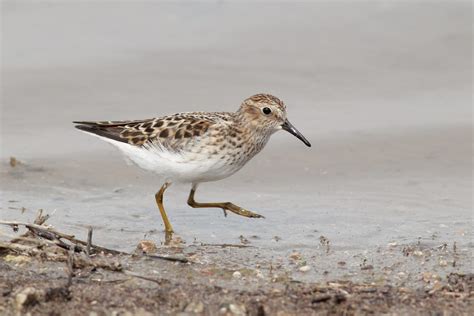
[238,93,311,147]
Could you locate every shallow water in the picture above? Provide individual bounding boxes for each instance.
[1,1,472,283]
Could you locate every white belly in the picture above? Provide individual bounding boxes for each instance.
[93,134,244,183]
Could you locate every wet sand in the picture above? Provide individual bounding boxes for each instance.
[1,1,472,313]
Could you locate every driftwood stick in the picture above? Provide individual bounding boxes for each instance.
[1,220,75,238]
[0,220,191,264]
[0,220,123,255]
[8,221,86,253]
[27,226,79,252]
[33,209,50,225]
[199,243,252,248]
[145,254,189,263]
[86,227,93,257]
[0,240,123,272]
[122,270,162,284]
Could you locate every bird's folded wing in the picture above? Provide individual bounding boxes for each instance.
[74,112,226,152]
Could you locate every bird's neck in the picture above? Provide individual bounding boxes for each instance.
[233,111,274,153]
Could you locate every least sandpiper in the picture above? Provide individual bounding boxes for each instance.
[74,93,310,234]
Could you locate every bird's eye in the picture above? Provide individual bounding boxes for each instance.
[262,107,272,115]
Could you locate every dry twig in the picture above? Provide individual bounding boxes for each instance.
[199,242,252,248]
[0,220,123,255]
[86,227,93,257]
[0,216,190,266]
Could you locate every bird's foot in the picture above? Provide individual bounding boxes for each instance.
[222,203,265,219]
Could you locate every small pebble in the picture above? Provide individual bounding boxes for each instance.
[136,240,157,254]
[289,252,302,261]
[15,287,39,311]
[397,272,406,277]
[299,265,311,272]
[219,303,246,316]
[232,271,242,279]
[255,270,265,279]
[10,157,18,167]
[184,301,205,313]
[4,255,31,265]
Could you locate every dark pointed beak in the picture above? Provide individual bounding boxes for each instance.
[281,119,311,147]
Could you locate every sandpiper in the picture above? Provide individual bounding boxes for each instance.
[74,94,310,234]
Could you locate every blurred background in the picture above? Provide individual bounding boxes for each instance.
[0,1,472,278]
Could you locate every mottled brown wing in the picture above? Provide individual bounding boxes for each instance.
[74,112,229,151]
[74,119,151,144]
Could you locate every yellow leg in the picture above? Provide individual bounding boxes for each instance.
[155,182,174,233]
[187,185,264,218]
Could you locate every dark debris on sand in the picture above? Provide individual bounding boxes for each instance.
[0,213,472,315]
[0,262,472,316]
